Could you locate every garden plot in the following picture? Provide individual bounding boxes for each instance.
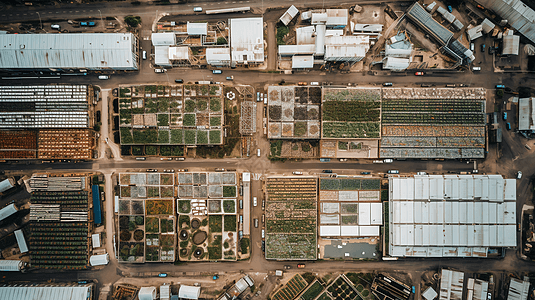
[265,177,317,260]
[144,214,176,262]
[239,101,256,135]
[272,274,309,300]
[380,88,486,159]
[118,173,174,199]
[268,86,321,139]
[119,84,223,145]
[321,88,381,139]
[300,280,325,300]
[280,141,317,158]
[119,215,146,263]
[325,275,361,300]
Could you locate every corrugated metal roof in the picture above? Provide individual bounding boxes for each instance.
[187,23,208,36]
[475,0,535,44]
[468,25,484,40]
[439,270,464,300]
[383,57,411,71]
[179,285,201,299]
[353,24,384,33]
[154,45,171,66]
[503,34,520,55]
[518,97,533,130]
[139,287,156,300]
[324,35,369,61]
[151,32,176,46]
[0,178,14,193]
[278,44,316,55]
[326,9,348,26]
[507,278,530,300]
[169,47,189,60]
[406,2,453,45]
[423,287,438,300]
[206,48,231,65]
[292,55,314,68]
[0,260,22,271]
[0,33,138,70]
[473,280,488,300]
[0,285,92,300]
[389,175,517,257]
[229,17,264,63]
[280,5,299,26]
[481,18,495,34]
[0,203,18,222]
[296,26,315,45]
[311,13,328,24]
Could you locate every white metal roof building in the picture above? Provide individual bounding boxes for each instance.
[0,284,93,300]
[503,34,520,55]
[229,17,264,64]
[0,203,18,222]
[14,229,28,253]
[0,260,24,271]
[507,278,530,300]
[325,9,348,28]
[152,33,176,67]
[518,97,535,130]
[0,33,138,70]
[388,175,517,258]
[439,269,464,300]
[278,45,316,56]
[422,287,438,300]
[0,85,89,129]
[324,36,370,62]
[160,285,170,300]
[0,178,15,193]
[296,26,316,45]
[179,285,201,299]
[481,18,495,34]
[206,48,231,66]
[187,22,208,36]
[280,5,299,26]
[292,55,314,68]
[138,287,156,300]
[169,47,190,61]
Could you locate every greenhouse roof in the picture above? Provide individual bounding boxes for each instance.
[0,285,92,300]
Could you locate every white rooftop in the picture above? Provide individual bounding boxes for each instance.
[292,55,314,68]
[518,97,534,130]
[439,270,464,300]
[151,32,176,46]
[179,285,201,300]
[0,33,138,70]
[230,17,264,63]
[389,175,517,258]
[187,22,208,36]
[169,47,189,60]
[0,285,92,300]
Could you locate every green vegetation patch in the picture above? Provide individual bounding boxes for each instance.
[266,219,316,233]
[120,128,133,144]
[158,130,169,144]
[300,281,324,300]
[177,200,191,214]
[197,131,208,144]
[145,145,157,155]
[210,116,221,126]
[323,101,380,122]
[322,122,380,138]
[209,130,221,144]
[210,98,221,111]
[146,217,159,233]
[294,122,307,136]
[158,114,169,126]
[223,186,236,198]
[170,129,183,144]
[209,215,223,232]
[224,215,237,232]
[183,114,196,127]
[197,99,208,111]
[133,129,158,144]
[146,200,173,215]
[185,100,195,112]
[185,130,196,144]
[223,200,235,213]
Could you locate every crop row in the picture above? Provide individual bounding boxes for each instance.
[322,122,380,138]
[31,264,86,269]
[382,99,484,113]
[382,113,484,125]
[322,101,380,122]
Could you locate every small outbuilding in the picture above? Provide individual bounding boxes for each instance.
[179,285,201,300]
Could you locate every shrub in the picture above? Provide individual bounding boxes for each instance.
[124,15,141,27]
[120,230,131,241]
[224,241,229,248]
[135,216,144,225]
[133,229,144,241]
[302,143,311,152]
[179,215,190,229]
[128,221,136,231]
[178,200,191,214]
[210,116,221,127]
[240,238,250,254]
[216,37,227,45]
[276,26,289,45]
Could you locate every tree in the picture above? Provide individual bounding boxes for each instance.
[124,16,141,28]
[216,37,227,45]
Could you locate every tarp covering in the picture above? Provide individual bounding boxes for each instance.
[92,185,102,224]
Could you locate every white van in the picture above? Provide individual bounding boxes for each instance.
[51,24,60,30]
[193,7,203,12]
[257,149,261,157]
[253,197,257,206]
[142,51,147,60]
[212,70,222,74]
[472,67,481,71]
[261,229,265,238]
[383,159,393,163]
[98,75,109,80]
[310,82,319,86]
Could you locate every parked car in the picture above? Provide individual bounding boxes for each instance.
[503,112,507,120]
[387,170,399,174]
[212,70,222,74]
[298,82,307,86]
[383,82,393,86]
[481,44,486,52]
[284,265,291,269]
[193,6,203,12]
[98,75,109,80]
[297,264,305,268]
[361,172,371,175]
[155,68,166,73]
[158,273,167,278]
[339,158,347,162]
[310,82,319,86]
[80,22,88,26]
[51,24,60,30]
[176,157,185,161]
[292,171,303,175]
[373,160,384,164]
[146,169,157,172]
[517,171,523,179]
[88,21,96,27]
[322,170,333,173]
[415,72,424,76]
[506,122,511,130]
[473,67,481,71]
[384,159,393,163]
[142,51,147,60]
[417,172,427,175]
[226,76,234,80]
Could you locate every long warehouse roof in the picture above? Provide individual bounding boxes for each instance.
[0,285,92,300]
[0,33,138,70]
[389,175,517,258]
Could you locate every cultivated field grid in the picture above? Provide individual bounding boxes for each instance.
[118,84,223,145]
[265,177,317,260]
